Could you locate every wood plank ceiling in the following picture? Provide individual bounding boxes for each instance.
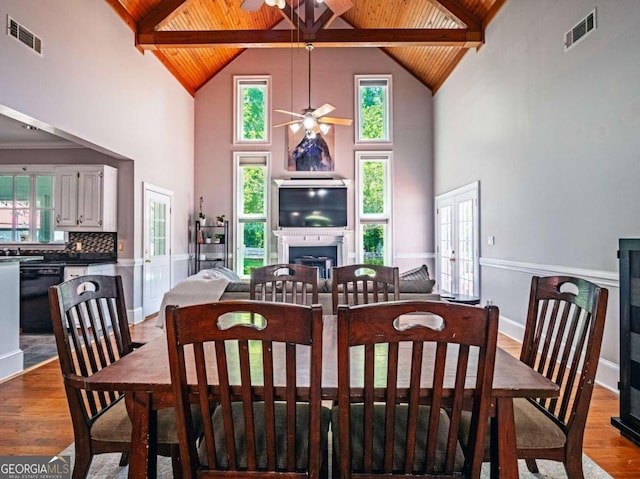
[106,0,508,96]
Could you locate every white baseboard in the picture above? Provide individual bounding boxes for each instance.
[498,315,619,394]
[128,307,145,325]
[0,348,24,382]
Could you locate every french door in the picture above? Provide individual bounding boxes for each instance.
[435,182,479,296]
[143,184,173,317]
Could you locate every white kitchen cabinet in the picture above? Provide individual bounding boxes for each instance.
[64,264,116,327]
[55,165,118,231]
[64,263,116,282]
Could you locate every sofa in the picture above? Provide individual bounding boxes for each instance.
[217,264,440,314]
[157,264,440,329]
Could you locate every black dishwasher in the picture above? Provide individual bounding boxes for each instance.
[19,263,65,334]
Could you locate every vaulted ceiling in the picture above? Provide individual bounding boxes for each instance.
[106,0,508,96]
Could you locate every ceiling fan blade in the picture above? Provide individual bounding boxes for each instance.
[312,103,335,118]
[274,119,302,128]
[319,116,353,126]
[274,109,306,119]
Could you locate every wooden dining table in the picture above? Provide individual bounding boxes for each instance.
[85,314,559,479]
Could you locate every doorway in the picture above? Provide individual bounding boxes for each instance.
[143,183,173,318]
[435,181,479,296]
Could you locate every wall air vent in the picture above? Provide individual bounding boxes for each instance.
[565,9,596,51]
[7,15,42,56]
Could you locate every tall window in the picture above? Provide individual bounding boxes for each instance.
[356,152,392,265]
[355,75,392,143]
[234,153,269,277]
[0,172,61,243]
[234,76,270,144]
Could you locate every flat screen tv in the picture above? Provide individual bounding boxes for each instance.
[278,187,347,228]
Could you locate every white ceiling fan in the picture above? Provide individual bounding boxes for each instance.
[274,43,352,139]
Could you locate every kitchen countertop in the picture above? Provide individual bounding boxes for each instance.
[0,256,44,263]
[62,261,117,267]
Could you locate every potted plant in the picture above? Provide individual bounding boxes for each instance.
[205,232,213,244]
[198,196,206,224]
[213,233,223,244]
[216,214,226,227]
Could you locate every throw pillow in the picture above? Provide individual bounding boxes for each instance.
[398,279,435,293]
[197,266,241,282]
[399,264,430,281]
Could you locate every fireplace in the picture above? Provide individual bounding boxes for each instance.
[289,246,337,279]
[273,228,351,276]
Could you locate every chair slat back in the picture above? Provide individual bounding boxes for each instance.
[332,264,400,314]
[336,300,498,478]
[166,300,324,478]
[250,263,319,305]
[520,276,608,431]
[49,275,132,420]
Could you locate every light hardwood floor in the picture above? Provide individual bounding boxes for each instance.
[1,319,638,478]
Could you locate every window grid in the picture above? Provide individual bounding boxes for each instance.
[235,153,269,277]
[357,152,392,265]
[457,199,474,296]
[355,75,392,143]
[0,173,58,243]
[234,76,270,144]
[439,204,453,293]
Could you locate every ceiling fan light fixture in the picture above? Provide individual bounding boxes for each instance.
[319,123,331,135]
[264,0,285,8]
[305,129,317,139]
[302,114,316,130]
[289,123,302,134]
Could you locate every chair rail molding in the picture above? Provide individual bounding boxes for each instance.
[480,257,618,288]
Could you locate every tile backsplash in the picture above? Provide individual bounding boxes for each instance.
[66,232,117,253]
[17,232,117,257]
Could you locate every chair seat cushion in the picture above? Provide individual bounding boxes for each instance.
[459,397,566,452]
[204,401,331,470]
[92,397,204,444]
[513,398,566,449]
[331,403,465,473]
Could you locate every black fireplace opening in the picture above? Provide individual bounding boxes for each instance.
[289,246,337,279]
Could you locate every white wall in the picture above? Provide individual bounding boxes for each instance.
[194,46,435,273]
[0,0,195,318]
[434,0,640,391]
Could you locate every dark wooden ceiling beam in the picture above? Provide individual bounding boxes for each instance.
[137,0,188,33]
[430,0,481,29]
[136,28,482,49]
[310,7,339,33]
[278,2,303,30]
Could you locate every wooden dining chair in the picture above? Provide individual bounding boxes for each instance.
[333,300,499,479]
[331,264,400,314]
[165,300,330,479]
[49,275,198,479]
[513,275,608,479]
[250,263,319,305]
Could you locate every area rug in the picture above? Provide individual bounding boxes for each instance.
[60,443,612,478]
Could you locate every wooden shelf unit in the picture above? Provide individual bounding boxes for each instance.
[195,220,228,272]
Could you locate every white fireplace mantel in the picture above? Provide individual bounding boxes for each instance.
[273,228,352,266]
